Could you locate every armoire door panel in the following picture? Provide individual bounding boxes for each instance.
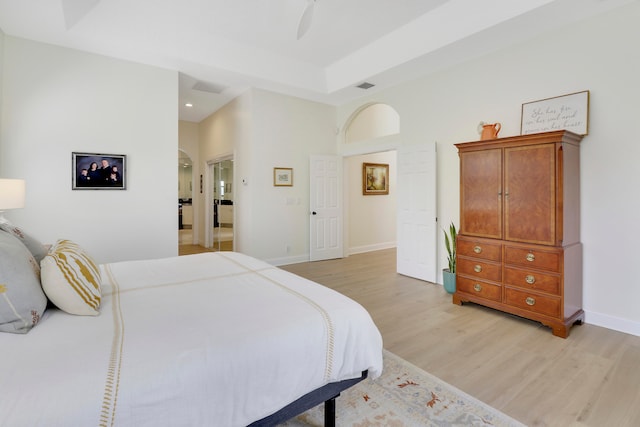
[460,149,502,239]
[504,144,556,245]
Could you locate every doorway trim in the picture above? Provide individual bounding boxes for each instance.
[337,102,437,283]
[340,141,399,259]
[205,153,234,248]
[179,148,197,245]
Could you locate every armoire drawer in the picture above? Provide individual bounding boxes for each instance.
[504,267,560,295]
[456,276,501,302]
[504,246,561,272]
[504,287,560,318]
[457,237,501,262]
[457,257,501,282]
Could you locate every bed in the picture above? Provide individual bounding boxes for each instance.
[0,230,383,427]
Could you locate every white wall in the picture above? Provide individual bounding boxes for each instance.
[0,37,178,263]
[336,2,640,336]
[249,89,336,263]
[0,31,4,142]
[197,88,336,264]
[346,151,397,254]
[197,91,251,248]
[179,121,200,162]
[346,104,400,143]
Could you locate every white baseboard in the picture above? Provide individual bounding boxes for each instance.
[584,310,640,337]
[267,254,310,267]
[267,243,397,266]
[348,242,396,256]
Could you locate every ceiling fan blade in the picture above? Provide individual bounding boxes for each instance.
[296,0,315,40]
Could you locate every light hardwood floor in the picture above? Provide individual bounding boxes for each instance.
[178,228,232,255]
[277,248,640,427]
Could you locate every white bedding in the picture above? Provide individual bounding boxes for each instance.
[0,252,383,426]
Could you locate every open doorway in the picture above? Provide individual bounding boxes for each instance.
[206,157,234,251]
[345,151,397,255]
[340,102,436,282]
[341,103,400,258]
[178,149,194,245]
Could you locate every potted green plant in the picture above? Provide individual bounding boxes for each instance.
[443,222,457,294]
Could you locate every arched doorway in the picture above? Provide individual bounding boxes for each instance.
[341,103,400,256]
[340,103,436,283]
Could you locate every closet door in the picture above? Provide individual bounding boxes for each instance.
[459,148,502,239]
[309,155,343,261]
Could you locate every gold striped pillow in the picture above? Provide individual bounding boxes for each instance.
[41,239,101,316]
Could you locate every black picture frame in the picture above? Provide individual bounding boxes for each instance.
[72,152,126,190]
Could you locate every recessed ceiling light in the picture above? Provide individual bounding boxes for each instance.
[185,103,193,107]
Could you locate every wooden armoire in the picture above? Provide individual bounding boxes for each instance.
[453,130,583,338]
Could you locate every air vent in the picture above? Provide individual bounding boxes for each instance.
[192,81,227,94]
[356,82,375,90]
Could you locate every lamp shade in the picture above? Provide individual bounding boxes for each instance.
[0,179,26,210]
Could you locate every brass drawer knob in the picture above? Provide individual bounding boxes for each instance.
[526,252,535,262]
[525,275,536,285]
[473,283,482,292]
[473,245,482,254]
[474,264,483,273]
[525,297,536,306]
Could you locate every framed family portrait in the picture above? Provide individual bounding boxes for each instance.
[72,152,126,190]
[362,162,389,195]
[273,167,293,187]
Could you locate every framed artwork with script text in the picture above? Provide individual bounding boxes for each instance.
[521,90,589,136]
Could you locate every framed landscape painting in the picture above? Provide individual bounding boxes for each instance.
[362,163,389,195]
[72,152,126,190]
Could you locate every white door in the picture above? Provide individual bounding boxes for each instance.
[309,155,343,261]
[397,142,437,282]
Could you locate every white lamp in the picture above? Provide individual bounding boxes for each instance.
[0,179,26,224]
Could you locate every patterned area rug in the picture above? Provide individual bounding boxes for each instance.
[280,350,526,427]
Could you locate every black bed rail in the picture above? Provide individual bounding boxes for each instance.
[248,370,368,427]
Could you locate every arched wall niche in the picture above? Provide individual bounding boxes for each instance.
[178,148,193,201]
[344,103,400,144]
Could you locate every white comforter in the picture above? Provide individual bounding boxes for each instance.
[0,252,383,426]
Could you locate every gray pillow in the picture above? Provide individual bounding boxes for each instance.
[0,230,47,333]
[0,222,48,263]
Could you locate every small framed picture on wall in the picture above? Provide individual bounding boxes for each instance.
[72,152,126,190]
[362,162,389,195]
[273,167,293,187]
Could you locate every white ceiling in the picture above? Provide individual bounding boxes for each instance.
[0,0,635,122]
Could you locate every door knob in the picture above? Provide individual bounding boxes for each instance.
[312,211,317,215]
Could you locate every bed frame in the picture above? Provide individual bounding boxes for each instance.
[248,370,368,427]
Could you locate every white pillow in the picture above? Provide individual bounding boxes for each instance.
[0,222,48,263]
[41,239,101,316]
[0,231,47,333]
